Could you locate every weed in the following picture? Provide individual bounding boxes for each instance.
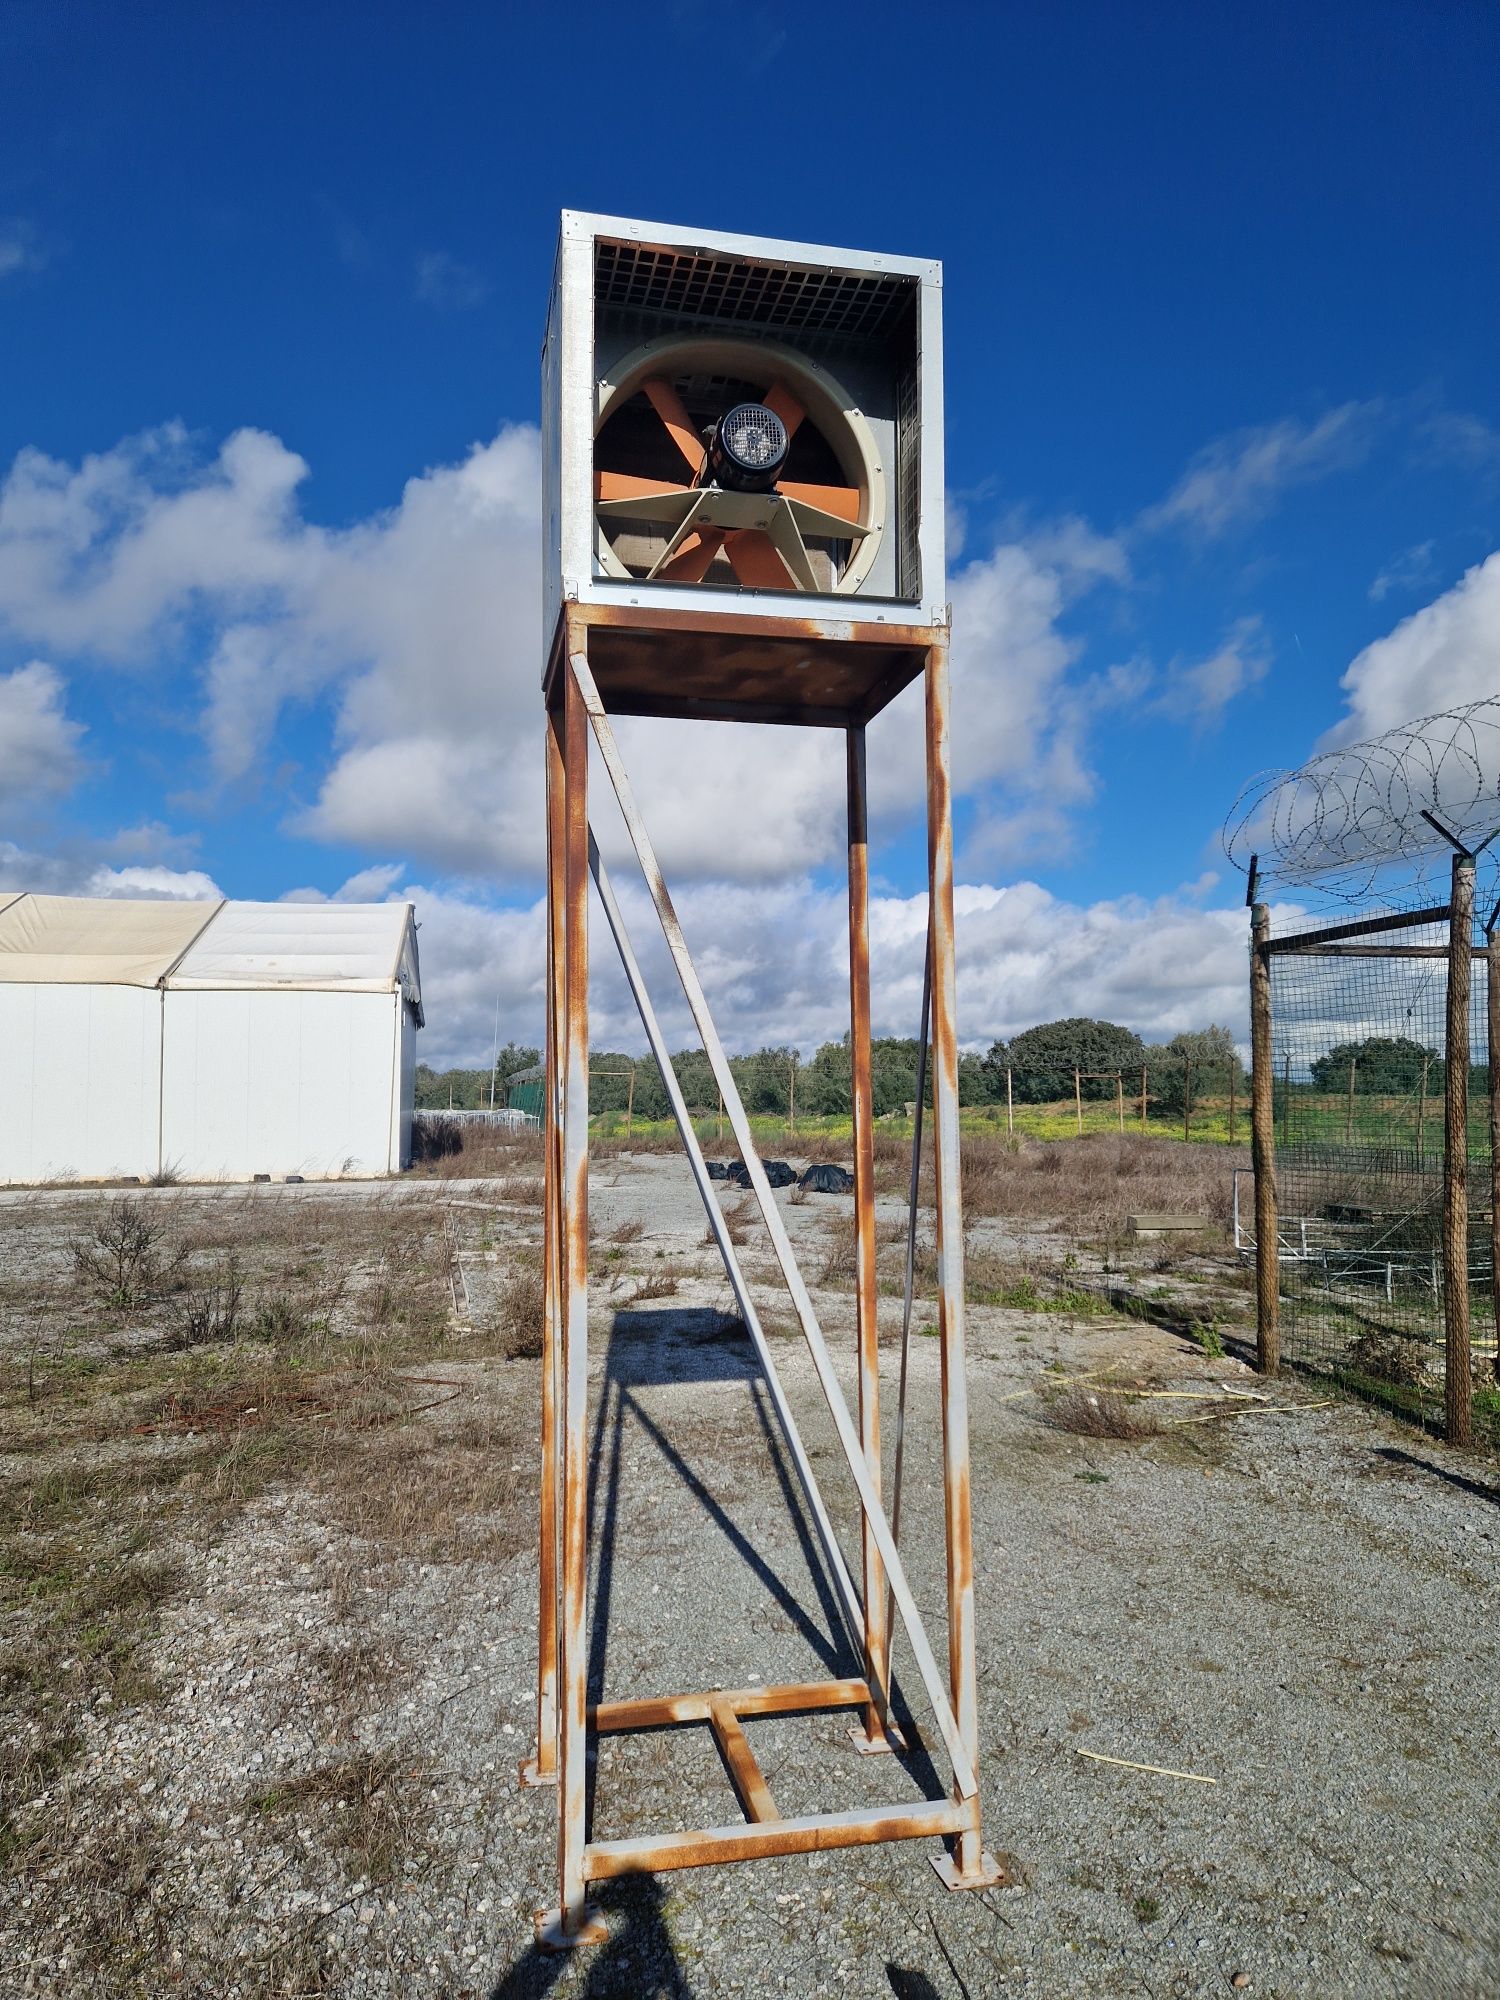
[494,1253,545,1359]
[1046,1387,1162,1440]
[629,1266,682,1303]
[166,1259,244,1349]
[71,1198,184,1308]
[250,1745,423,1882]
[1133,1893,1161,1924]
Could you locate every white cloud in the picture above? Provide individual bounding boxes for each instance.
[1333,549,1500,742]
[414,251,489,311]
[1152,617,1270,727]
[85,865,223,900]
[1369,539,1437,604]
[0,661,84,798]
[0,421,1122,887]
[398,867,1250,1070]
[0,220,49,281]
[1142,402,1379,538]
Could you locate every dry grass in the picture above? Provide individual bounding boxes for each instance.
[1043,1385,1163,1439]
[408,1121,545,1180]
[494,1253,545,1360]
[705,1196,757,1249]
[627,1265,682,1303]
[249,1745,426,1883]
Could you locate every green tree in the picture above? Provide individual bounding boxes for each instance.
[1308,1035,1442,1095]
[1003,1018,1147,1102]
[1148,1026,1246,1113]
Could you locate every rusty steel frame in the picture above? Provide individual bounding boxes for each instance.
[528,606,997,1948]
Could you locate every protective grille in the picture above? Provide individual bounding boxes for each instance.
[895,358,921,600]
[595,240,914,341]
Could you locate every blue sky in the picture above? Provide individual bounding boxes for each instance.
[3,1,1499,1063]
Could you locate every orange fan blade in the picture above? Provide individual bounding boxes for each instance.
[596,471,695,503]
[723,530,793,589]
[656,528,725,583]
[778,480,861,524]
[642,377,705,477]
[764,380,806,439]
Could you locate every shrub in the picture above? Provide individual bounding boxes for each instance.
[71,1200,183,1309]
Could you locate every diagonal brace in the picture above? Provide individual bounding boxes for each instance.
[571,648,977,1803]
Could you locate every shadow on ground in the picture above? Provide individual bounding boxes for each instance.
[489,1875,694,1998]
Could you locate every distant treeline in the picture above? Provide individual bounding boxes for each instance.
[416,1017,1246,1119]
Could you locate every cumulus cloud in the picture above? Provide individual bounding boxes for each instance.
[0,420,1125,887]
[1141,402,1380,539]
[388,865,1251,1070]
[0,661,84,798]
[1332,550,1500,743]
[85,865,223,900]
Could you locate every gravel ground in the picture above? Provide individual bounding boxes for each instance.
[2,1152,1497,1998]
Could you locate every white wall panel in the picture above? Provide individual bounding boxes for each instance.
[0,984,161,1184]
[161,990,398,1179]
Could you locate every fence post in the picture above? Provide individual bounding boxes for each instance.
[1139,1062,1147,1131]
[1073,1068,1082,1136]
[1183,1057,1192,1143]
[1417,1056,1428,1169]
[1006,1066,1013,1137]
[1228,1060,1236,1147]
[788,1057,796,1140]
[625,1062,635,1138]
[1443,852,1474,1447]
[1250,902,1280,1375]
[1489,911,1500,1385]
[1345,1055,1357,1146]
[1116,1072,1124,1133]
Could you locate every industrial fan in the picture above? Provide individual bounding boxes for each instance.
[592,336,885,595]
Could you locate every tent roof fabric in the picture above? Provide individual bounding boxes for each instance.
[0,895,422,1015]
[0,895,220,988]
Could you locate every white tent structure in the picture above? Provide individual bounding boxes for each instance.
[0,896,422,1185]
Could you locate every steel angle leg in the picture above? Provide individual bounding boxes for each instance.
[536,642,606,1953]
[923,640,1000,1894]
[589,833,865,1659]
[521,705,566,1792]
[568,646,977,1804]
[845,726,892,1755]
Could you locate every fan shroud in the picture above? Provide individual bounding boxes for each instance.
[593,335,886,596]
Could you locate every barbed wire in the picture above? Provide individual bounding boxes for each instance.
[1223,696,1500,908]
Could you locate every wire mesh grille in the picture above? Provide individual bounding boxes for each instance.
[595,241,915,341]
[1268,915,1498,1434]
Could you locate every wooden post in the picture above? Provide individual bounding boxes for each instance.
[1250,903,1280,1375]
[1116,1072,1124,1133]
[717,1088,723,1144]
[625,1062,635,1138]
[1139,1062,1147,1131]
[1073,1068,1082,1136]
[1182,1057,1193,1143]
[1443,852,1474,1448]
[1417,1055,1428,1169]
[1345,1055,1357,1146]
[1281,1053,1291,1147]
[788,1056,796,1140]
[1006,1066,1013,1137]
[1228,1059,1237,1147]
[1489,919,1500,1384]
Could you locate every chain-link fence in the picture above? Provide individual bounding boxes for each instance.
[1261,905,1499,1441]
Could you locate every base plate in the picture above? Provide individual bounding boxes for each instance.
[847,1720,907,1756]
[518,1753,559,1790]
[930,1849,1005,1893]
[534,1904,608,1952]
